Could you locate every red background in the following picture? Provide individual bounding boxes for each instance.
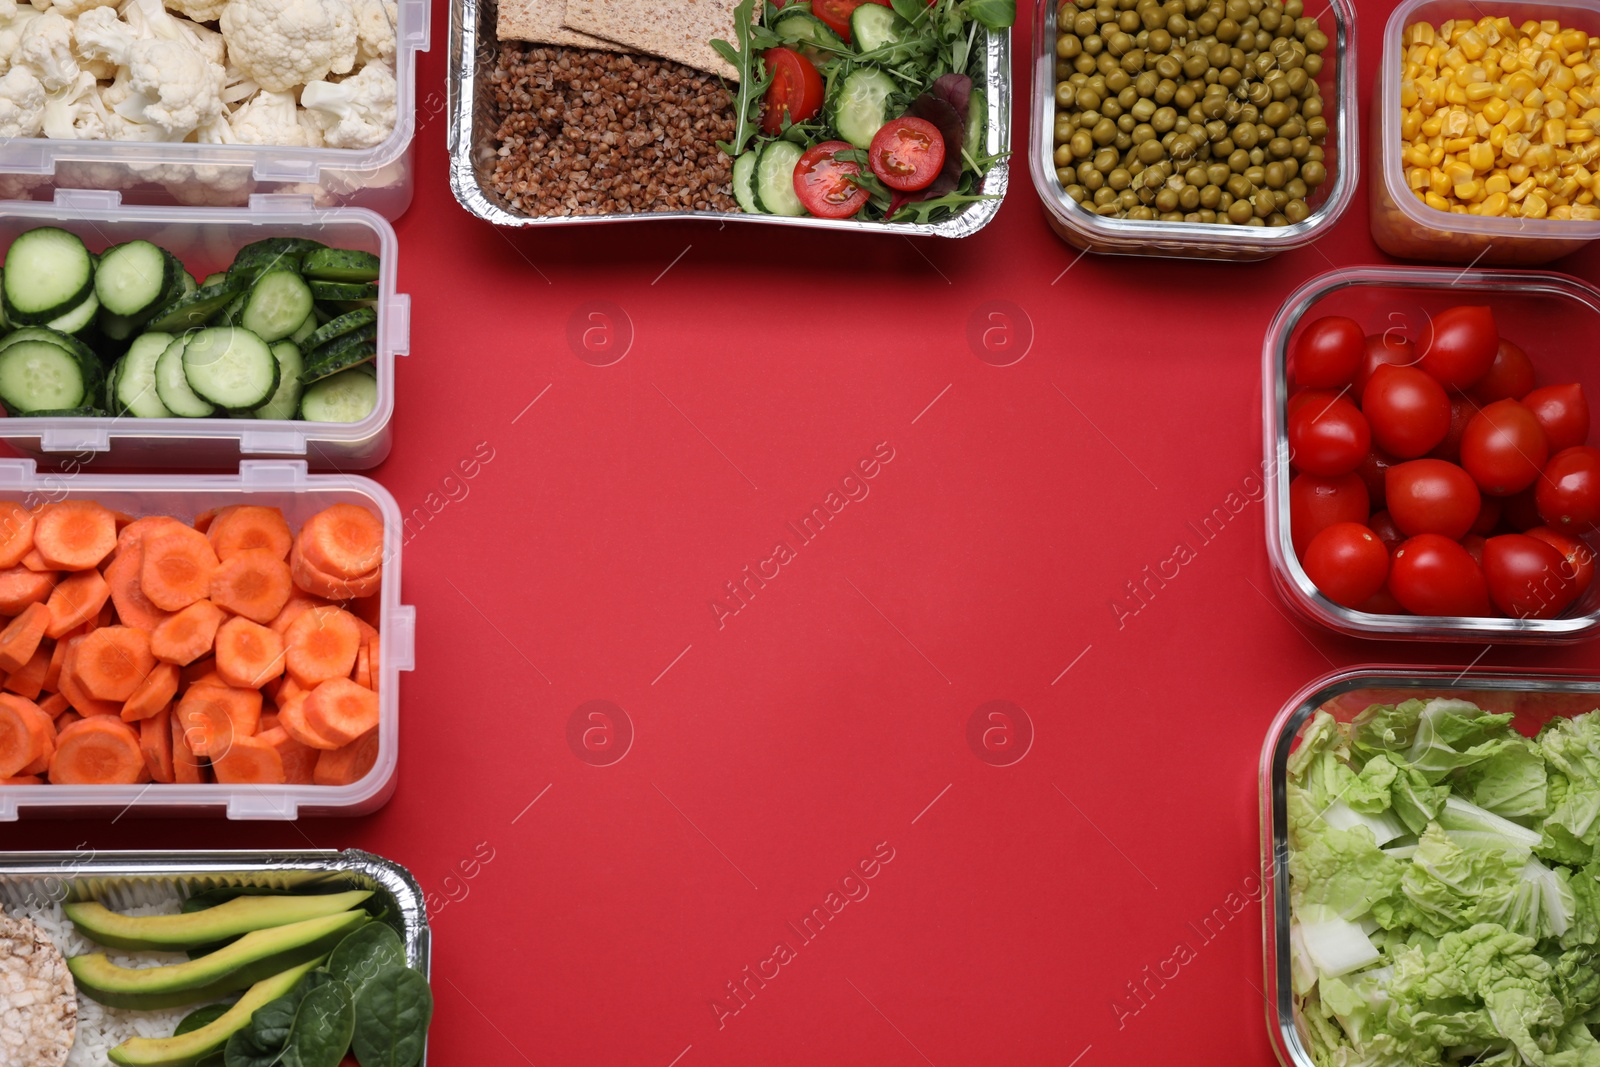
[15,1,1600,1064]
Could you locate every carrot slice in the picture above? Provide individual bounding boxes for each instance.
[269,593,332,636]
[34,501,117,571]
[38,691,68,720]
[139,527,218,611]
[314,726,379,786]
[19,548,54,573]
[75,626,155,702]
[257,725,316,784]
[210,550,293,624]
[104,542,170,632]
[0,693,50,776]
[4,641,49,701]
[175,684,261,757]
[0,602,50,673]
[139,705,174,784]
[302,677,379,747]
[108,509,134,530]
[211,734,286,785]
[49,716,144,784]
[284,606,361,689]
[57,639,122,718]
[351,645,371,690]
[259,710,280,732]
[114,515,185,562]
[52,711,80,734]
[214,616,285,689]
[42,636,68,693]
[150,600,226,666]
[276,689,339,750]
[210,506,292,562]
[290,540,381,600]
[193,506,229,535]
[0,502,35,570]
[299,504,384,578]
[121,662,178,723]
[0,566,56,616]
[171,707,206,784]
[45,570,109,639]
[13,698,56,776]
[0,775,41,785]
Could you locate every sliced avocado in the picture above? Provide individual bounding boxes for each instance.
[107,957,322,1067]
[69,910,368,1010]
[65,890,373,951]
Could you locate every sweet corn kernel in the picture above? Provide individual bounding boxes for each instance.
[1546,118,1570,145]
[1425,191,1452,210]
[1574,203,1600,218]
[1510,177,1536,200]
[1460,29,1487,59]
[1481,191,1510,214]
[1443,136,1474,153]
[1482,96,1510,123]
[1468,142,1495,171]
[1486,172,1512,193]
[1525,192,1551,217]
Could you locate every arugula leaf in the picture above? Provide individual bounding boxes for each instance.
[712,0,777,157]
[889,190,997,223]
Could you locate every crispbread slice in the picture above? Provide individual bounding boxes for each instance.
[563,0,741,80]
[0,915,76,1067]
[497,0,618,48]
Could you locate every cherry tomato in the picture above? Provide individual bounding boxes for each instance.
[1291,316,1366,389]
[1288,395,1369,477]
[1462,533,1487,568]
[1385,458,1482,540]
[1389,534,1492,617]
[1427,396,1481,463]
[1536,445,1600,534]
[1302,522,1389,609]
[1356,447,1397,508]
[1483,533,1579,619]
[1468,339,1536,404]
[1290,471,1370,555]
[1362,364,1451,458]
[1501,486,1543,532]
[793,141,870,219]
[1359,584,1409,615]
[812,0,885,39]
[761,48,824,135]
[1287,388,1341,420]
[1354,332,1420,394]
[868,116,945,192]
[1368,509,1405,553]
[1522,383,1590,454]
[1471,495,1502,535]
[1460,398,1548,496]
[1526,525,1597,597]
[1419,305,1499,389]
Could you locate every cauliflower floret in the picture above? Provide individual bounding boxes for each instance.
[41,67,103,137]
[0,0,18,19]
[220,0,356,93]
[51,0,113,18]
[123,0,224,66]
[220,64,257,103]
[26,0,49,12]
[16,11,75,90]
[163,0,226,23]
[76,7,223,138]
[299,59,393,149]
[0,65,44,135]
[224,87,320,145]
[0,6,40,75]
[351,0,394,62]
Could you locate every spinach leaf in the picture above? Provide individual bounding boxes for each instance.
[197,1054,227,1067]
[280,979,355,1067]
[964,0,1014,31]
[176,1002,234,1035]
[326,923,406,996]
[351,968,433,1067]
[225,981,312,1067]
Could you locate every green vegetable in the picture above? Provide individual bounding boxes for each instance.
[280,978,355,1067]
[175,1003,233,1036]
[326,923,405,996]
[709,0,777,158]
[350,966,432,1067]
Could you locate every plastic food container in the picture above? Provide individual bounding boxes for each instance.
[446,0,1011,238]
[1371,0,1600,265]
[1259,665,1600,1067]
[0,191,408,471]
[0,6,430,218]
[0,458,415,822]
[1263,264,1600,642]
[1029,0,1359,260]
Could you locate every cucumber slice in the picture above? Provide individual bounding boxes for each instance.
[201,272,228,288]
[307,280,378,303]
[181,326,278,410]
[26,406,106,417]
[755,140,806,216]
[302,306,376,352]
[239,270,313,343]
[300,248,380,283]
[181,272,198,296]
[302,324,377,383]
[3,228,94,324]
[45,289,99,335]
[113,332,176,418]
[288,312,318,345]
[226,237,325,287]
[299,366,377,423]
[253,341,304,420]
[98,309,138,341]
[773,12,845,60]
[144,282,244,333]
[732,150,763,214]
[95,241,182,318]
[849,3,909,50]
[154,337,215,418]
[0,339,88,413]
[831,67,896,148]
[964,88,985,161]
[217,290,249,327]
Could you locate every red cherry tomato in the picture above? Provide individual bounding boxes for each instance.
[1536,445,1600,533]
[1288,395,1370,477]
[1389,534,1492,617]
[1461,533,1487,567]
[1471,495,1502,535]
[1483,533,1579,619]
[1302,522,1389,608]
[1362,364,1451,458]
[1287,388,1340,420]
[793,141,871,219]
[761,48,824,135]
[1368,509,1405,553]
[812,0,885,39]
[1354,332,1420,395]
[1419,305,1499,389]
[1460,398,1548,496]
[1385,458,1482,540]
[1290,471,1370,555]
[1526,525,1597,597]
[1356,447,1397,508]
[868,117,946,192]
[1292,316,1366,389]
[1522,383,1590,454]
[1468,339,1536,404]
[1501,486,1543,532]
[1359,584,1409,615]
[1427,396,1481,463]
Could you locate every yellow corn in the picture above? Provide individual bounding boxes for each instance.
[1469,142,1496,171]
[1480,191,1510,214]
[1486,172,1512,193]
[1482,96,1510,123]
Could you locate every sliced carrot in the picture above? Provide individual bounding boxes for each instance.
[38,692,68,720]
[139,526,218,611]
[284,606,360,689]
[4,641,49,701]
[75,626,155,702]
[56,639,122,718]
[0,775,41,785]
[42,636,68,693]
[34,500,117,571]
[150,600,226,666]
[302,677,379,747]
[49,716,144,784]
[210,549,292,624]
[0,565,56,616]
[269,592,332,635]
[184,663,222,690]
[290,540,381,600]
[139,705,174,784]
[193,506,230,535]
[314,727,379,786]
[351,614,379,647]
[45,569,109,639]
[211,734,285,785]
[259,710,280,732]
[114,515,186,562]
[299,504,384,578]
[277,675,307,705]
[14,698,56,776]
[351,645,371,690]
[276,689,339,750]
[171,708,206,784]
[0,693,51,777]
[121,662,178,722]
[257,725,316,784]
[52,711,80,734]
[104,542,170,632]
[20,548,52,573]
[215,616,285,689]
[0,602,50,672]
[210,506,292,562]
[175,684,261,757]
[0,501,36,569]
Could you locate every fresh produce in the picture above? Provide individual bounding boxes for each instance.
[64,891,374,952]
[1051,0,1331,226]
[0,499,386,789]
[0,915,75,1066]
[1400,16,1600,221]
[1286,696,1600,1067]
[0,228,381,424]
[1286,304,1599,620]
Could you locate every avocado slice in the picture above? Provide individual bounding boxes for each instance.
[69,910,368,1010]
[65,890,373,951]
[107,957,322,1067]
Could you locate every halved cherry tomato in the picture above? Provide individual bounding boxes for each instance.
[1389,534,1491,617]
[1483,533,1578,619]
[1468,339,1535,404]
[1288,395,1369,477]
[1385,458,1481,540]
[761,48,824,136]
[793,141,871,219]
[1526,525,1597,597]
[1536,445,1600,533]
[868,117,946,192]
[1419,305,1498,389]
[1353,332,1419,394]
[1302,522,1389,609]
[1460,398,1548,496]
[1290,471,1369,555]
[812,0,888,39]
[1362,364,1450,459]
[1291,316,1365,389]
[1522,383,1590,454]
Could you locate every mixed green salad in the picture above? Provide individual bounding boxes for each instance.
[1287,697,1600,1067]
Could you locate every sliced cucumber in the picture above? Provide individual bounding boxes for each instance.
[113,332,176,418]
[849,3,909,51]
[181,272,198,296]
[3,228,94,325]
[201,272,228,288]
[299,366,377,423]
[288,312,318,345]
[181,326,278,411]
[45,289,99,335]
[99,309,138,341]
[302,323,377,383]
[0,339,88,413]
[144,282,243,333]
[94,240,182,318]
[303,306,376,352]
[0,271,9,331]
[154,336,215,418]
[773,12,845,59]
[964,88,985,161]
[253,341,304,420]
[755,140,806,216]
[307,280,378,303]
[301,248,380,283]
[831,67,896,148]
[239,270,313,343]
[226,237,324,288]
[218,290,249,327]
[732,151,763,214]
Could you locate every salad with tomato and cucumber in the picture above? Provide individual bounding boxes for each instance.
[711,0,1014,224]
